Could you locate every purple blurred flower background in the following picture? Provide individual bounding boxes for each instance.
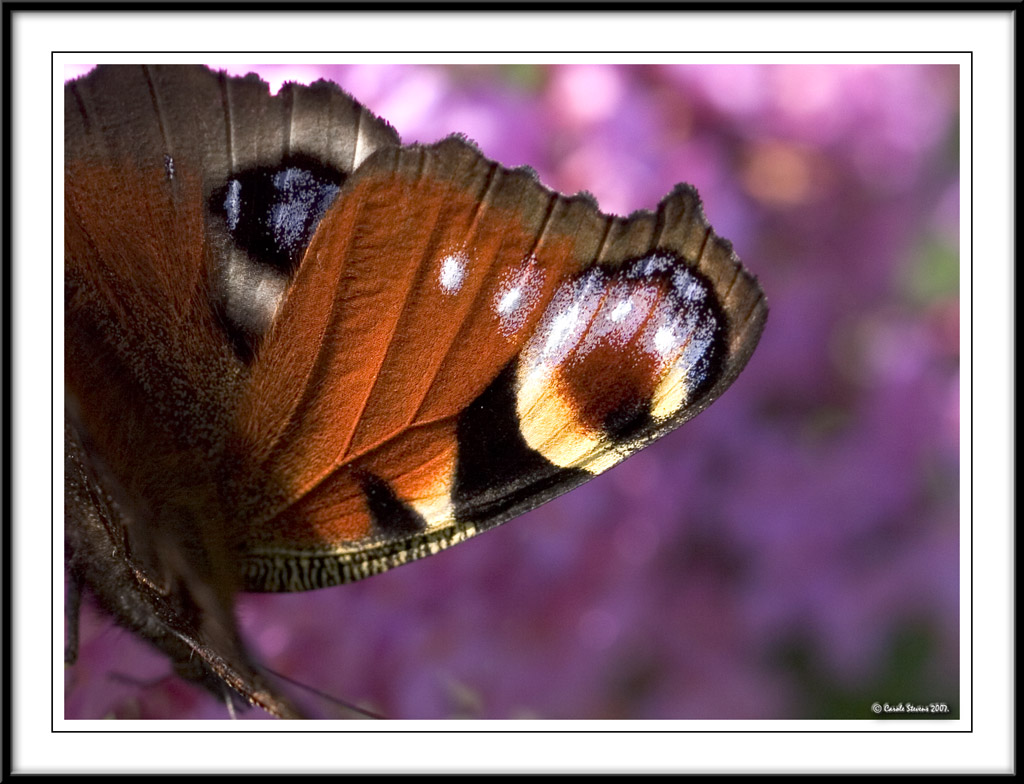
[64,64,960,720]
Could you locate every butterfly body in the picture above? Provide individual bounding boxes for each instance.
[65,65,766,718]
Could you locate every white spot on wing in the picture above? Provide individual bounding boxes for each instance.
[653,325,676,356]
[544,303,580,354]
[579,282,656,356]
[524,268,606,372]
[493,255,546,336]
[673,266,707,305]
[438,249,469,294]
[497,287,521,314]
[609,300,632,322]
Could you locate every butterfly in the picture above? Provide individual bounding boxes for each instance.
[64,65,767,719]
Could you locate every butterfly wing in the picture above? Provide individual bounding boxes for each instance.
[233,137,767,591]
[64,64,399,717]
[64,64,766,717]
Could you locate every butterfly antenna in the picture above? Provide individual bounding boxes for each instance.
[223,685,239,720]
[258,665,388,720]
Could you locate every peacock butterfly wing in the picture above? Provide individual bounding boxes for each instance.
[232,137,766,591]
[64,65,766,718]
[65,64,399,718]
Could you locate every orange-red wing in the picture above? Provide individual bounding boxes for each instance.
[235,137,766,589]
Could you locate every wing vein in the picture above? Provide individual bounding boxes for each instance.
[405,159,503,425]
[217,69,236,172]
[256,410,463,529]
[141,65,173,158]
[337,201,434,461]
[283,81,295,155]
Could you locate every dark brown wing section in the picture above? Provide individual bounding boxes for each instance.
[64,65,401,716]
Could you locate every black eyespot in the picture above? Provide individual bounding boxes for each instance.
[211,157,345,273]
